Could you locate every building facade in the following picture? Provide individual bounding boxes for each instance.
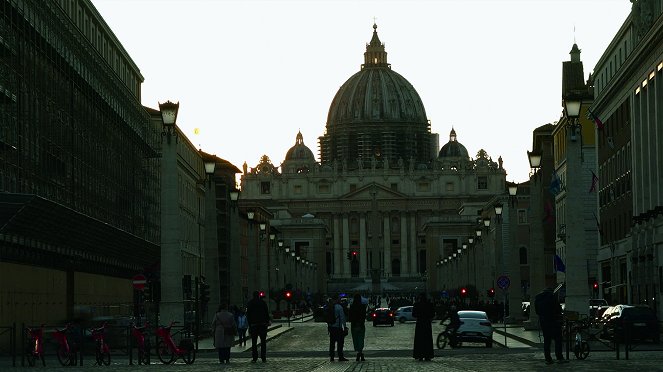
[240,24,510,301]
[591,0,663,318]
[0,0,160,325]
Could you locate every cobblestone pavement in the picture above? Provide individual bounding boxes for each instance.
[4,319,663,371]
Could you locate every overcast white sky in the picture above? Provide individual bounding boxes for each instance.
[91,0,631,183]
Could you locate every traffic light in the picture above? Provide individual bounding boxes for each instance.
[259,291,265,298]
[200,282,210,304]
[460,287,467,297]
[351,250,358,260]
[487,288,495,298]
[284,290,292,301]
[592,281,599,296]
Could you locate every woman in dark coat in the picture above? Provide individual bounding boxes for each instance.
[348,293,367,361]
[412,293,434,361]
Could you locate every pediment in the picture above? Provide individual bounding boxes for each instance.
[341,182,407,200]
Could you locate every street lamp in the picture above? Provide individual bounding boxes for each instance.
[483,217,491,228]
[159,100,179,143]
[494,203,503,224]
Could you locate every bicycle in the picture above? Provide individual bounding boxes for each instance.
[572,319,590,360]
[155,321,195,364]
[131,322,151,365]
[436,320,458,349]
[91,323,111,366]
[53,323,78,366]
[25,324,45,367]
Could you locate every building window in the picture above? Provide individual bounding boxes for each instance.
[318,183,330,193]
[519,247,528,265]
[261,182,270,194]
[392,239,399,245]
[391,183,398,191]
[392,259,401,276]
[293,185,302,194]
[417,182,430,192]
[350,184,357,192]
[518,209,528,224]
[477,176,487,190]
[446,182,454,192]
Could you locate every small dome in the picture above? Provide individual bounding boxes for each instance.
[438,128,469,159]
[285,131,315,161]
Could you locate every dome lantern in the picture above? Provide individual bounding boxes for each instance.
[363,23,389,69]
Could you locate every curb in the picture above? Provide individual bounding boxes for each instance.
[493,328,541,348]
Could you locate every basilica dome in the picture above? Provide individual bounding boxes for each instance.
[319,24,432,165]
[438,128,469,159]
[285,131,315,161]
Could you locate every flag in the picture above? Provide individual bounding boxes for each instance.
[553,254,566,273]
[587,109,604,130]
[589,171,599,193]
[549,170,562,196]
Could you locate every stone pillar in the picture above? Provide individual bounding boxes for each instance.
[343,214,350,277]
[400,214,408,275]
[525,173,544,330]
[410,213,417,275]
[334,214,342,277]
[360,214,367,277]
[383,215,391,277]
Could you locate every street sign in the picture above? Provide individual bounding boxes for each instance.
[132,274,147,291]
[496,275,510,290]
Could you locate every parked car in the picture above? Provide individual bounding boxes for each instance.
[394,306,415,323]
[589,299,608,318]
[601,305,659,343]
[371,308,394,327]
[455,310,493,347]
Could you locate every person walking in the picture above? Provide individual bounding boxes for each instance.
[534,287,567,364]
[236,308,248,347]
[348,293,367,361]
[211,303,236,364]
[246,291,271,363]
[412,293,434,361]
[327,297,348,361]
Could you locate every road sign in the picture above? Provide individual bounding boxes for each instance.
[496,275,510,290]
[132,274,147,290]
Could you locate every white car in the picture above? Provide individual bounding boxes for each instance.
[456,310,493,347]
[394,306,415,323]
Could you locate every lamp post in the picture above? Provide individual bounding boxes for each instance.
[524,149,544,330]
[159,101,179,144]
[562,95,589,316]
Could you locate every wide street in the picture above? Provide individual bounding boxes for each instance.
[5,318,663,371]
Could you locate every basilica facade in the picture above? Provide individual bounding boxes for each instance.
[240,25,508,296]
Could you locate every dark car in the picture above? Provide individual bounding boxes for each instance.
[602,305,659,343]
[371,307,394,327]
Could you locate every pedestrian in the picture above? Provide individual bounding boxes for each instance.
[211,303,236,364]
[348,293,367,361]
[412,293,434,361]
[246,290,271,363]
[534,287,567,364]
[236,308,249,347]
[327,297,348,361]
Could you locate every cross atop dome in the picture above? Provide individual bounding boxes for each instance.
[363,23,389,68]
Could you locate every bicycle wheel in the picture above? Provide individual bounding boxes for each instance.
[574,341,589,360]
[436,331,448,349]
[181,346,196,365]
[96,348,111,366]
[56,348,73,366]
[156,341,175,364]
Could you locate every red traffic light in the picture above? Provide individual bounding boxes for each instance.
[593,282,599,289]
[352,251,358,256]
[259,291,265,298]
[488,288,495,297]
[460,287,467,296]
[285,291,292,299]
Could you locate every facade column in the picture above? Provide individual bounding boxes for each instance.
[410,213,417,275]
[383,215,391,277]
[333,214,342,277]
[360,214,367,277]
[400,214,408,275]
[343,214,350,277]
[525,173,544,330]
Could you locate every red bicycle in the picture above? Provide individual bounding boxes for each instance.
[131,322,151,365]
[53,323,77,366]
[25,324,45,366]
[155,321,195,364]
[91,323,111,366]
